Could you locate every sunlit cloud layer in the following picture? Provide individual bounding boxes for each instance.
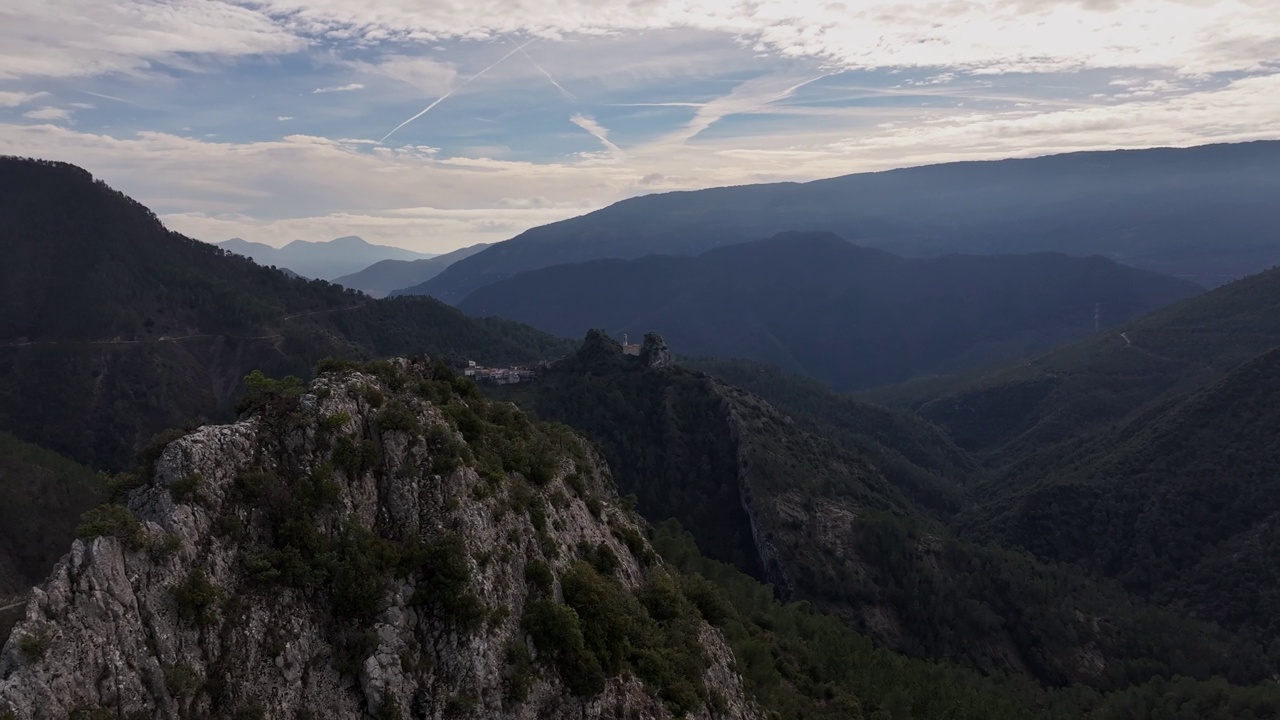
[1,0,1277,251]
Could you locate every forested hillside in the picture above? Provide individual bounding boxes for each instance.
[490,332,1272,689]
[0,157,572,469]
[960,346,1280,652]
[872,263,1280,463]
[462,232,1199,391]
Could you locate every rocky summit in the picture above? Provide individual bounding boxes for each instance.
[0,358,758,720]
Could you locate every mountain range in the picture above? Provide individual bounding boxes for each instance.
[335,242,491,297]
[5,153,1280,718]
[412,141,1280,303]
[217,235,436,280]
[461,231,1201,391]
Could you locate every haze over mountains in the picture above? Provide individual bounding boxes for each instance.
[336,242,491,297]
[462,231,1201,391]
[217,235,436,280]
[413,141,1280,304]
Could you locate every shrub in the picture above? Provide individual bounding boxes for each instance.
[358,384,385,408]
[332,437,377,479]
[232,470,278,503]
[334,627,380,677]
[409,534,486,631]
[525,560,555,595]
[236,370,305,414]
[169,473,204,505]
[213,514,247,540]
[503,641,535,706]
[611,525,656,566]
[136,428,189,479]
[172,569,224,627]
[317,412,351,434]
[677,574,732,627]
[330,524,400,622]
[315,357,358,375]
[76,504,147,549]
[164,663,200,698]
[583,542,620,576]
[17,624,53,662]
[521,597,604,697]
[376,401,419,435]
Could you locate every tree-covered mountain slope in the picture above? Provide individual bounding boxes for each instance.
[418,140,1280,302]
[651,522,1280,720]
[870,263,1280,463]
[0,157,571,469]
[460,232,1199,391]
[489,332,1268,689]
[0,434,104,600]
[960,345,1280,650]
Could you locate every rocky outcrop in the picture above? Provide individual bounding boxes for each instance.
[0,358,760,720]
[640,334,672,370]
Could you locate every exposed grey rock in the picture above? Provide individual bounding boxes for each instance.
[640,333,672,369]
[0,358,760,720]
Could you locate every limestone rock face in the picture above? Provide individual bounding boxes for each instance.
[0,358,760,720]
[640,334,672,369]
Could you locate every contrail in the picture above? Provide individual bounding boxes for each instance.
[80,90,145,107]
[379,38,537,144]
[519,46,576,102]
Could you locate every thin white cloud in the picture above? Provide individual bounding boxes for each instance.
[312,83,365,94]
[0,91,48,107]
[22,106,72,121]
[252,0,1280,76]
[349,56,454,91]
[2,70,1275,252]
[278,115,294,121]
[569,114,622,153]
[0,0,302,80]
[80,90,144,106]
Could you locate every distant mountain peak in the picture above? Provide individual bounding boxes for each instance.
[214,235,435,280]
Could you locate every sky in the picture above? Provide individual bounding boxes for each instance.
[1,0,1278,253]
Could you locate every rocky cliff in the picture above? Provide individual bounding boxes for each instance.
[0,358,759,720]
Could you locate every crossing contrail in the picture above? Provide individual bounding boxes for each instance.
[518,46,577,102]
[379,38,537,144]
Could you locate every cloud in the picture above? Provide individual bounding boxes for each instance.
[251,0,1280,76]
[0,0,303,80]
[569,114,622,153]
[350,56,455,92]
[22,106,72,121]
[278,116,294,121]
[0,91,48,107]
[312,83,365,93]
[3,69,1276,252]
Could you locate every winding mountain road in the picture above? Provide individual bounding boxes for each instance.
[0,303,369,349]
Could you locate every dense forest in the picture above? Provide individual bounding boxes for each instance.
[490,332,1275,692]
[868,262,1280,462]
[461,231,1199,391]
[0,157,573,469]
